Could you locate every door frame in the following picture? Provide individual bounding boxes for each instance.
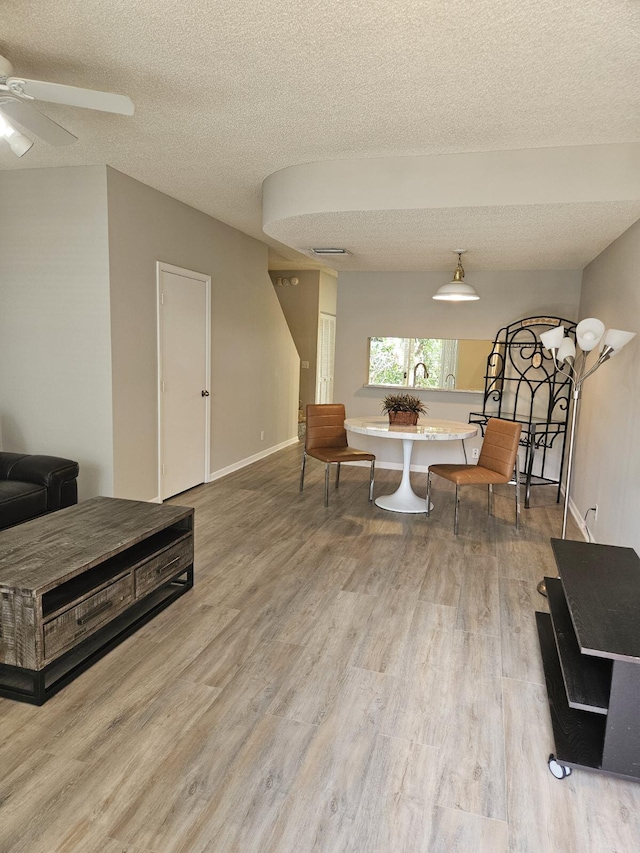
[156,261,212,501]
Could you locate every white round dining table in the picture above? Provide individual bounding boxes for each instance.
[344,416,478,513]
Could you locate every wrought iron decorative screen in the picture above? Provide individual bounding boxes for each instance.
[469,317,576,507]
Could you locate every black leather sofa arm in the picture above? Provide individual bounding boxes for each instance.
[0,453,79,511]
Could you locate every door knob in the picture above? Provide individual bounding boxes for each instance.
[201,390,210,397]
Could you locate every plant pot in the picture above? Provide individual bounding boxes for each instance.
[388,411,419,426]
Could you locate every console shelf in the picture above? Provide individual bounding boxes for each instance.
[536,611,606,770]
[537,539,640,781]
[545,577,611,714]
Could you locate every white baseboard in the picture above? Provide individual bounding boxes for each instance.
[561,487,592,543]
[209,436,299,482]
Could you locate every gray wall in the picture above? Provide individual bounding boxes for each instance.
[0,167,114,499]
[271,270,321,410]
[319,271,338,318]
[0,166,299,504]
[334,270,582,469]
[107,167,300,500]
[571,219,640,548]
[271,269,338,410]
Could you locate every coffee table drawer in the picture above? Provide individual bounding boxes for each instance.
[135,538,192,598]
[44,574,134,660]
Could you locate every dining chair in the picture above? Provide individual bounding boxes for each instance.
[300,404,375,507]
[426,417,522,534]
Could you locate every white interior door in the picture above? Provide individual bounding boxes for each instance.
[158,264,210,499]
[316,312,336,403]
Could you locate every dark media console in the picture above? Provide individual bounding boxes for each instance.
[536,538,640,781]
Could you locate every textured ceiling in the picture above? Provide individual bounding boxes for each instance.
[267,203,640,271]
[1,0,639,272]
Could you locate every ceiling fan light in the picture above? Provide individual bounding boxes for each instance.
[6,127,33,157]
[0,114,33,156]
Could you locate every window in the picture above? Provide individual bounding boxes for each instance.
[367,337,492,391]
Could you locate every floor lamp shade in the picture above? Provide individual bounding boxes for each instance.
[576,318,605,351]
[540,325,565,352]
[604,328,636,353]
[557,336,576,363]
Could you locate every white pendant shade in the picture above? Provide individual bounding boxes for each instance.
[557,336,576,363]
[576,318,605,351]
[540,325,565,351]
[432,281,479,301]
[603,328,636,354]
[433,249,479,301]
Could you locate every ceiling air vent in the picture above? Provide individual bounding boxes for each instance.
[309,247,351,256]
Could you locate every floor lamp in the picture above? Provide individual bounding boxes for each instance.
[536,319,636,596]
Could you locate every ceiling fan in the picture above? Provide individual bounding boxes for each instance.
[0,53,134,156]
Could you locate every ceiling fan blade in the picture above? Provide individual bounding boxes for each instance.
[7,78,135,116]
[0,99,77,146]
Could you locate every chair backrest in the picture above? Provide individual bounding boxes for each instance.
[305,404,348,451]
[478,418,522,478]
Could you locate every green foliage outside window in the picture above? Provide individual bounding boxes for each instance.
[368,337,453,388]
[368,337,407,385]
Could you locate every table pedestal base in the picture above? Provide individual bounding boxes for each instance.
[375,492,430,513]
[374,438,432,514]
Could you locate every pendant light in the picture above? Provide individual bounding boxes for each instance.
[433,249,480,302]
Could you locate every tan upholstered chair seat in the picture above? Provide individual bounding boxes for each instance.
[307,446,374,465]
[427,464,511,486]
[300,404,375,506]
[427,418,522,534]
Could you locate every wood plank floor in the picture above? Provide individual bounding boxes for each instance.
[1,444,639,852]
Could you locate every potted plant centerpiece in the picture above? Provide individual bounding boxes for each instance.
[381,393,427,426]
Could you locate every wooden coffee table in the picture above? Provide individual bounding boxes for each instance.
[0,496,194,705]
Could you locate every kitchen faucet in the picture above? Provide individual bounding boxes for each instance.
[413,362,428,384]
